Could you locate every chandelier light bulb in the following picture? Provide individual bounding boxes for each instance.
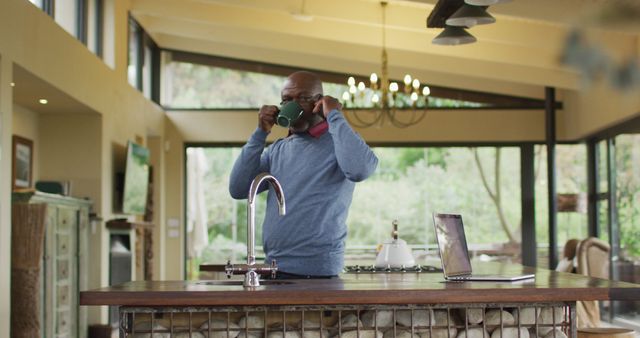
[342,91,351,101]
[371,93,380,103]
[349,85,357,94]
[403,74,412,86]
[370,73,378,84]
[357,81,366,91]
[410,92,419,101]
[422,86,431,96]
[389,82,399,92]
[412,79,420,90]
[347,77,356,86]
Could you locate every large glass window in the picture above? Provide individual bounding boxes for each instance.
[127,17,140,89]
[186,146,523,279]
[87,0,103,57]
[534,144,588,268]
[28,0,44,9]
[54,0,79,38]
[612,134,640,327]
[142,43,152,99]
[162,58,484,110]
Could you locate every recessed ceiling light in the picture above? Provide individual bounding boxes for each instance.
[10,82,15,87]
[39,99,48,105]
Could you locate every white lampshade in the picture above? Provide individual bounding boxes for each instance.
[446,4,495,27]
[432,26,477,45]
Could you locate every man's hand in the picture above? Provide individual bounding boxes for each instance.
[313,96,342,118]
[258,105,279,132]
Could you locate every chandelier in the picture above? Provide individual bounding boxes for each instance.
[341,1,430,128]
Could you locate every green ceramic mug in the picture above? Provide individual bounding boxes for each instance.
[277,101,305,128]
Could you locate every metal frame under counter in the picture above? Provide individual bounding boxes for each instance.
[80,264,640,338]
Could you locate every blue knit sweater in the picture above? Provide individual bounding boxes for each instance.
[229,110,378,276]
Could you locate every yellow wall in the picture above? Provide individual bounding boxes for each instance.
[148,135,167,280]
[1,0,639,335]
[0,0,166,328]
[563,83,640,139]
[167,109,549,144]
[0,54,14,338]
[163,118,185,280]
[12,104,40,182]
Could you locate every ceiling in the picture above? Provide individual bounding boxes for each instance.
[13,64,96,115]
[131,0,640,99]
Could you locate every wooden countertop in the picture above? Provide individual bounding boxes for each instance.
[80,263,640,306]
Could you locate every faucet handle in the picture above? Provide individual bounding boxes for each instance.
[225,260,234,279]
[270,259,278,279]
[391,219,399,240]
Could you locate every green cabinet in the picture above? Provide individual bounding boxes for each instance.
[13,191,92,338]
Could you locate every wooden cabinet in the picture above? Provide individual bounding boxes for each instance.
[12,191,92,338]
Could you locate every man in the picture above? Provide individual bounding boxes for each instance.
[229,71,378,278]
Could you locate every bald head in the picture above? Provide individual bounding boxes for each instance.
[283,71,323,97]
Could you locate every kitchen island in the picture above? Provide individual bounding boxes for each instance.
[81,263,640,338]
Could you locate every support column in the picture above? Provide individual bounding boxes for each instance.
[606,139,619,281]
[586,139,599,238]
[545,87,558,269]
[520,144,536,267]
[0,55,14,338]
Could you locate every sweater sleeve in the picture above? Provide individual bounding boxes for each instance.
[229,127,271,199]
[327,109,378,182]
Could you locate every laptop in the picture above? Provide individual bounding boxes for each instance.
[432,213,535,282]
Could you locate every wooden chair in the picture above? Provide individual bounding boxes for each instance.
[555,238,580,273]
[575,237,635,338]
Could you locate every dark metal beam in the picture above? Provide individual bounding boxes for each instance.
[520,144,536,267]
[606,139,619,280]
[586,139,599,237]
[545,87,558,269]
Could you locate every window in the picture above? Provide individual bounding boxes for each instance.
[612,133,640,332]
[615,134,640,263]
[87,0,104,57]
[54,0,79,38]
[28,0,44,9]
[127,17,159,100]
[142,43,152,99]
[161,55,485,110]
[127,17,141,89]
[186,146,524,279]
[534,144,588,268]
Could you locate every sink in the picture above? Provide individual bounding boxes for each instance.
[196,280,294,286]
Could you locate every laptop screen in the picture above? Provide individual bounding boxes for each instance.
[432,213,473,277]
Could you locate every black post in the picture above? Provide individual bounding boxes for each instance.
[606,138,619,322]
[521,144,536,267]
[545,87,558,269]
[76,0,88,45]
[586,139,599,237]
[606,139,619,280]
[151,42,161,104]
[95,0,104,58]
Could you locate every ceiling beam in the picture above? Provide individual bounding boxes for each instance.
[139,13,580,89]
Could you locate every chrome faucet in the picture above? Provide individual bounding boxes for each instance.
[225,172,286,287]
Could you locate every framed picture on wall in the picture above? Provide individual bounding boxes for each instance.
[12,135,33,190]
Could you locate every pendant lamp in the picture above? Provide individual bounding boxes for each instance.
[446,4,495,27]
[432,26,477,45]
